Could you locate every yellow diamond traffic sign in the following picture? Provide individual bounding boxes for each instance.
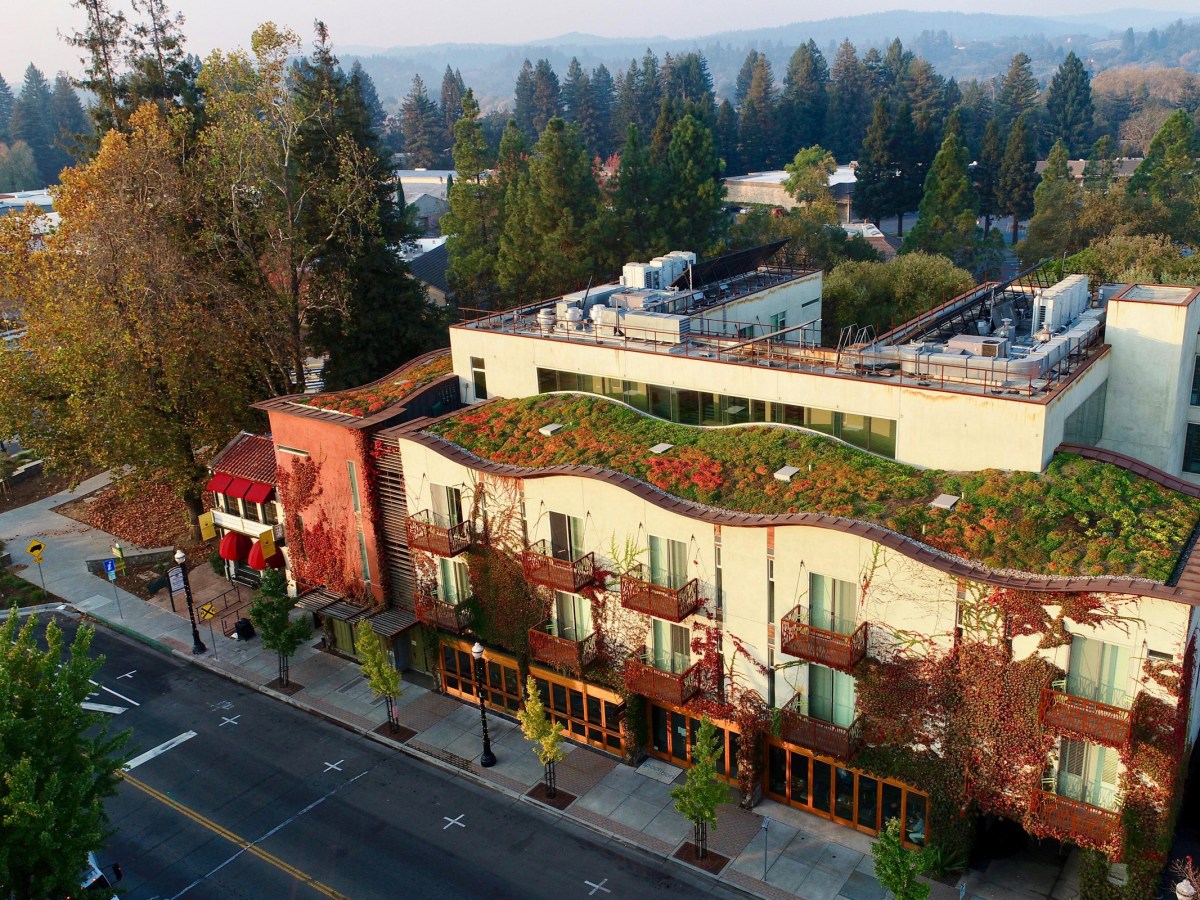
[26,539,45,556]
[198,603,217,621]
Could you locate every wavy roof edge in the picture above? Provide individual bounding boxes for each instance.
[387,419,1200,608]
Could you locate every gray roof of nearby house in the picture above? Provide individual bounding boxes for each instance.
[409,243,450,295]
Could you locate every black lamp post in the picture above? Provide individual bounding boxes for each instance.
[175,549,207,655]
[471,641,496,767]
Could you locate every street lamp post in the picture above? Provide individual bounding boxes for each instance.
[471,641,496,767]
[175,549,207,655]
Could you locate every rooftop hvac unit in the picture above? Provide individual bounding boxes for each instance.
[590,304,622,337]
[621,311,691,343]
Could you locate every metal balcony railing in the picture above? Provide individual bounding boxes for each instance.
[624,646,706,705]
[406,509,470,557]
[414,587,472,633]
[527,620,598,676]
[521,540,596,592]
[1039,685,1133,749]
[619,564,701,622]
[779,703,862,760]
[780,605,868,672]
[1030,788,1121,849]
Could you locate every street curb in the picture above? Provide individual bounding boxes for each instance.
[0,601,69,620]
[90,616,765,900]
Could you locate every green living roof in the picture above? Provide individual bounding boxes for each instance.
[295,354,452,417]
[428,393,1200,582]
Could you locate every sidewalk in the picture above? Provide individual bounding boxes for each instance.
[1,478,1081,900]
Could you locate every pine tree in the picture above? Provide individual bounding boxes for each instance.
[124,0,194,113]
[439,65,465,138]
[635,50,663,137]
[735,50,759,108]
[903,127,979,268]
[353,61,386,129]
[443,90,502,305]
[400,74,443,168]
[68,0,128,131]
[742,54,777,167]
[995,52,1039,134]
[781,40,829,157]
[606,124,660,267]
[49,75,90,170]
[997,111,1038,244]
[1082,134,1115,192]
[890,102,923,236]
[737,98,767,173]
[0,73,15,144]
[531,59,562,136]
[660,112,725,253]
[1020,139,1081,266]
[666,52,714,114]
[514,59,536,139]
[714,99,740,176]
[854,98,892,227]
[0,612,128,900]
[828,40,870,163]
[9,66,56,185]
[975,117,1002,234]
[563,58,600,157]
[1127,108,1199,243]
[590,63,616,157]
[1044,52,1093,156]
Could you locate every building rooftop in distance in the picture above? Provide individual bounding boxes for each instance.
[1112,284,1200,306]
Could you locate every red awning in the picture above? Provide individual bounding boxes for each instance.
[247,540,285,571]
[206,473,233,494]
[244,482,276,505]
[219,531,252,561]
[224,477,253,500]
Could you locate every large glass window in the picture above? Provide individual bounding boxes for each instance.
[1057,738,1121,811]
[1192,358,1200,406]
[471,356,488,400]
[808,664,857,728]
[1063,381,1107,447]
[347,460,361,513]
[1067,635,1131,708]
[651,619,691,673]
[437,557,469,604]
[1185,424,1200,475]
[551,591,592,641]
[430,483,463,527]
[810,573,858,635]
[357,531,371,584]
[649,535,689,589]
[548,511,584,560]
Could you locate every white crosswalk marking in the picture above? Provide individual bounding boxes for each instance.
[123,731,198,771]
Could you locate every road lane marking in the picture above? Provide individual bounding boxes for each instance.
[82,702,127,715]
[123,772,361,900]
[119,670,136,679]
[123,731,197,771]
[219,715,240,727]
[323,760,343,772]
[443,814,466,829]
[585,878,612,895]
[210,700,234,711]
[100,685,140,706]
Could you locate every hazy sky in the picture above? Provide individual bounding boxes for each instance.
[0,0,1191,85]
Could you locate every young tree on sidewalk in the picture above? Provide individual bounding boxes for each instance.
[355,621,403,733]
[0,609,128,900]
[871,817,929,900]
[671,715,726,860]
[248,569,311,688]
[516,676,567,798]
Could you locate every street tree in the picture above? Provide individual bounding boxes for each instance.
[0,611,128,900]
[903,128,979,268]
[516,676,567,798]
[0,105,265,525]
[248,568,312,687]
[670,715,726,860]
[997,112,1038,244]
[1020,140,1081,267]
[355,621,403,733]
[1044,51,1093,155]
[871,818,929,900]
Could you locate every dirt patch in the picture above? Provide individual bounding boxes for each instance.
[265,677,305,695]
[373,722,417,743]
[672,842,729,875]
[525,782,576,810]
[0,466,103,515]
[54,478,193,549]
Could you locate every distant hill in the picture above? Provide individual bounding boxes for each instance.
[344,9,1200,111]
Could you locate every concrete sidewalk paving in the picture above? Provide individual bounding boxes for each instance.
[1,477,1081,900]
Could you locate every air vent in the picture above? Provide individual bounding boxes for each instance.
[774,466,800,482]
[539,423,563,437]
[929,493,960,510]
[650,443,673,454]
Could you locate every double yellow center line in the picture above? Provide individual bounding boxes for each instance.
[122,773,351,899]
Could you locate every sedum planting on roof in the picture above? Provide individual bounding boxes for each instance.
[429,394,1200,582]
[296,354,453,417]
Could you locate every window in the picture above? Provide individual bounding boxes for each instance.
[347,460,361,513]
[1192,358,1200,406]
[1063,381,1107,447]
[1067,635,1131,709]
[551,591,593,642]
[263,502,279,526]
[358,532,371,584]
[809,573,857,635]
[651,619,691,673]
[471,356,488,400]
[548,511,584,561]
[807,664,857,728]
[243,501,262,523]
[437,557,469,604]
[770,311,787,332]
[648,535,688,589]
[430,483,463,527]
[714,544,723,610]
[737,324,754,339]
[1185,424,1200,475]
[1057,738,1120,811]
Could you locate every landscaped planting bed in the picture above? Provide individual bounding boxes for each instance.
[296,353,452,417]
[430,394,1200,581]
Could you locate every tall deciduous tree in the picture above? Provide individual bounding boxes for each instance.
[0,105,265,520]
[997,111,1038,244]
[903,127,979,268]
[444,90,502,305]
[249,569,312,686]
[1020,139,1081,267]
[1044,51,1093,156]
[0,612,127,900]
[659,112,725,254]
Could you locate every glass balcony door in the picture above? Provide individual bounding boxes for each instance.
[1067,635,1131,708]
[431,483,464,527]
[651,619,691,674]
[549,511,584,562]
[1057,737,1120,811]
[551,590,592,642]
[437,557,469,605]
[649,535,688,590]
[810,573,857,635]
[807,663,857,728]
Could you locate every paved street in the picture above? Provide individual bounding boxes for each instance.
[67,617,728,900]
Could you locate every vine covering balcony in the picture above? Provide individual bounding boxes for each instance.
[406,509,470,557]
[1039,686,1133,749]
[620,564,701,622]
[1031,788,1121,850]
[780,702,862,760]
[527,621,598,676]
[780,605,868,672]
[624,646,706,705]
[414,587,472,633]
[521,539,596,592]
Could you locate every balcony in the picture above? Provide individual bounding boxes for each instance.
[1031,788,1121,849]
[781,605,868,673]
[1039,686,1133,749]
[527,621,598,676]
[414,587,472,633]
[624,646,707,706]
[406,509,470,557]
[521,540,596,592]
[619,564,701,622]
[780,702,862,760]
[211,509,284,540]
